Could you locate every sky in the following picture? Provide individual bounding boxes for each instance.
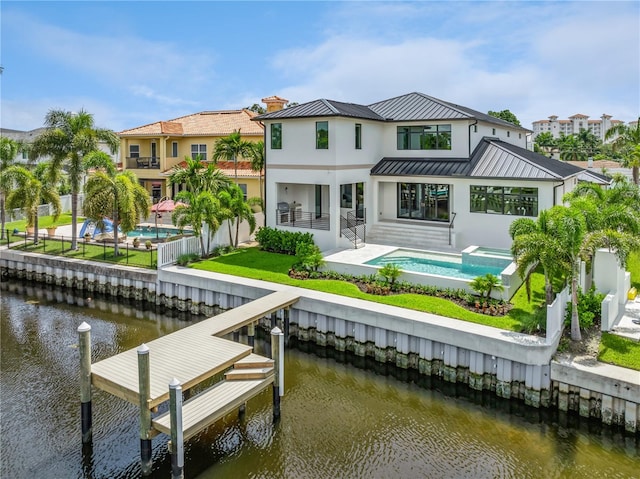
[1,1,638,133]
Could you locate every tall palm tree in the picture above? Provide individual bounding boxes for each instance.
[168,156,231,194]
[605,117,640,184]
[533,132,556,156]
[218,183,256,248]
[510,209,570,305]
[558,134,587,162]
[0,137,26,240]
[31,109,119,249]
[4,164,61,244]
[172,189,221,257]
[83,151,150,256]
[212,130,252,182]
[248,140,265,224]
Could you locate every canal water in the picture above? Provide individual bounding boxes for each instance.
[1,280,638,479]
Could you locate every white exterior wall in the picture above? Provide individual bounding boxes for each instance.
[474,122,528,149]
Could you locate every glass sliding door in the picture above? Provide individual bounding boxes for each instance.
[397,183,450,221]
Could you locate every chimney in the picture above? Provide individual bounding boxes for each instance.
[262,95,288,113]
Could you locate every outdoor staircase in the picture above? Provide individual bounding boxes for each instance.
[366,222,452,250]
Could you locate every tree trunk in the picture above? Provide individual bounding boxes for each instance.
[234,216,240,247]
[570,260,582,341]
[113,212,120,257]
[33,213,39,245]
[71,191,78,250]
[545,279,554,305]
[227,219,234,247]
[633,165,639,185]
[0,195,5,241]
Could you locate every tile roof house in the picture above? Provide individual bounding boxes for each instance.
[118,110,264,203]
[253,92,607,251]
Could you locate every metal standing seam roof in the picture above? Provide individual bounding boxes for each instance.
[371,137,585,181]
[254,92,530,132]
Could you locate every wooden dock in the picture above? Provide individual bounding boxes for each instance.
[82,288,300,476]
[90,289,300,408]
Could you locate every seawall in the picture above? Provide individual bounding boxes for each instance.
[1,250,638,433]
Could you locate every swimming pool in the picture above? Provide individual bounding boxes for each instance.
[127,226,193,239]
[365,249,508,280]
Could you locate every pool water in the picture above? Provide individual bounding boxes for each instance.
[365,249,508,280]
[127,226,192,238]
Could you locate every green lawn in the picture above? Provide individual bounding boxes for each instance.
[192,247,535,332]
[598,333,640,371]
[629,250,640,289]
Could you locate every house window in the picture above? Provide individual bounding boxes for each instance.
[473,125,478,133]
[470,185,538,216]
[172,142,178,157]
[316,121,329,149]
[397,125,451,150]
[271,123,282,149]
[507,131,511,137]
[239,183,247,201]
[191,144,207,161]
[492,128,496,135]
[355,123,362,149]
[340,184,353,208]
[397,183,450,221]
[129,145,140,158]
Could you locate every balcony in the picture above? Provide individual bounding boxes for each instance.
[126,157,160,169]
[275,203,330,231]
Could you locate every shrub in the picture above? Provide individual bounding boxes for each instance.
[295,242,325,271]
[378,263,402,285]
[470,273,504,299]
[176,253,200,266]
[564,286,605,330]
[255,226,314,255]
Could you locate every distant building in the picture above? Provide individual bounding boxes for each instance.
[531,114,624,142]
[0,127,47,163]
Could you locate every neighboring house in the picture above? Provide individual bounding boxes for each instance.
[531,114,624,142]
[254,92,605,252]
[118,109,264,203]
[1,127,47,163]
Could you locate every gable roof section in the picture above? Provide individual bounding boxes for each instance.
[254,92,530,131]
[253,99,385,121]
[371,137,583,181]
[470,138,584,180]
[120,109,263,137]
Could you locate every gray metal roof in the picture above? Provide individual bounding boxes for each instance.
[371,157,470,177]
[371,137,585,181]
[254,92,530,130]
[254,99,384,121]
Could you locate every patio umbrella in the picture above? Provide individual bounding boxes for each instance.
[151,200,184,212]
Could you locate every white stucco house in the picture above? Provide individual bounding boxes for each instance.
[253,92,609,252]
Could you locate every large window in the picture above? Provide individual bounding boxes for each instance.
[191,144,207,161]
[172,142,178,157]
[316,121,328,149]
[355,123,362,149]
[470,186,538,216]
[271,123,282,149]
[340,184,353,208]
[397,183,450,221]
[238,183,247,201]
[397,125,451,150]
[129,145,140,158]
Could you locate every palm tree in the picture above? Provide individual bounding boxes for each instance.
[218,184,256,248]
[168,156,231,194]
[4,164,61,244]
[510,209,570,305]
[0,137,27,240]
[558,134,587,162]
[248,140,265,224]
[605,117,640,184]
[83,151,150,256]
[212,130,252,182]
[172,189,221,257]
[533,132,556,156]
[31,109,119,249]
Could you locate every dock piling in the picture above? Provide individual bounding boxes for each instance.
[247,322,255,347]
[78,322,92,444]
[169,378,184,479]
[271,326,284,418]
[137,344,153,476]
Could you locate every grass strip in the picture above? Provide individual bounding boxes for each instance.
[598,333,640,371]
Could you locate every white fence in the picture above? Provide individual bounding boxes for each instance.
[157,236,201,267]
[157,213,264,268]
[4,194,84,222]
[546,286,569,344]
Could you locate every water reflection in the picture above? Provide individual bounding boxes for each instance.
[1,280,638,479]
